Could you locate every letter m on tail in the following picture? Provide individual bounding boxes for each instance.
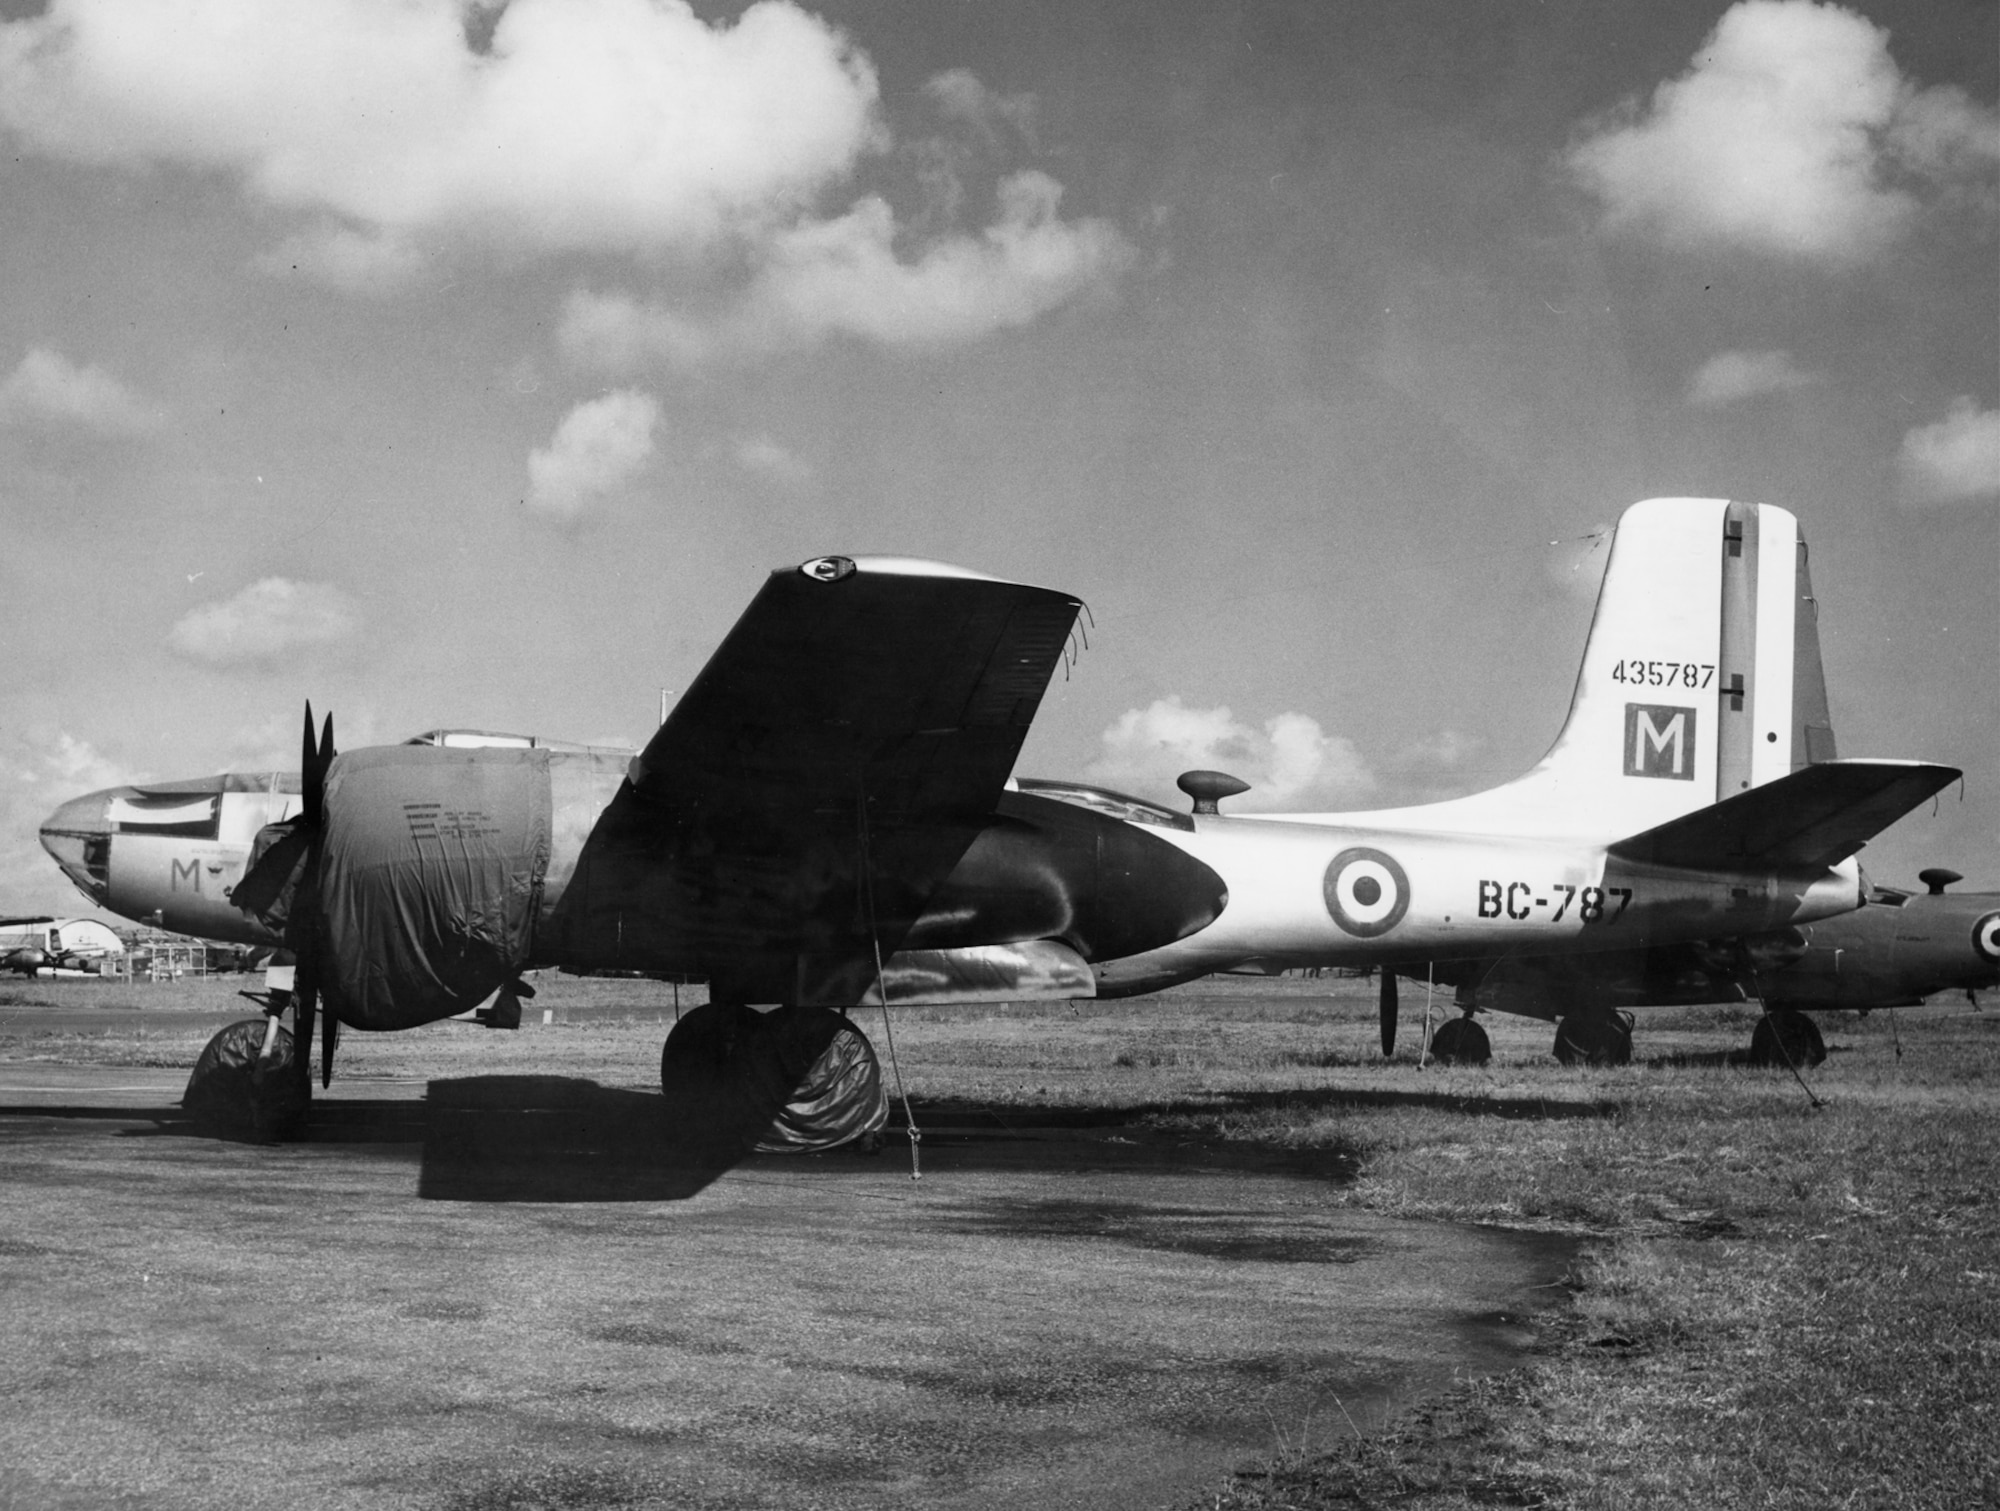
[1625,703,1696,780]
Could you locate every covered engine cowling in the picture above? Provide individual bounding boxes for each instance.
[312,746,552,1029]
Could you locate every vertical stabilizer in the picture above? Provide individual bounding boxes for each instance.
[1379,497,1836,840]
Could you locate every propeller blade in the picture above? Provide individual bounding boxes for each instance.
[319,1007,339,1090]
[1380,968,1398,1057]
[292,956,318,1099]
[301,703,324,829]
[282,704,336,1104]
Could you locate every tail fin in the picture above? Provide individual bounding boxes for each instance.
[1408,498,1839,839]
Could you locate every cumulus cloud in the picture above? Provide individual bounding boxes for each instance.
[8,729,141,798]
[733,433,814,489]
[526,389,661,519]
[922,68,1037,146]
[166,578,362,667]
[1567,0,2000,263]
[1897,398,2000,508]
[0,347,159,435]
[1085,697,1376,811]
[1401,729,1485,772]
[1687,348,1823,408]
[0,729,148,913]
[563,172,1135,366]
[254,223,430,295]
[0,4,1133,353]
[0,0,880,273]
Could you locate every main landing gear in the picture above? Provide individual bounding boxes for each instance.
[660,1001,890,1153]
[1748,1008,1826,1069]
[1427,1013,1491,1066]
[1553,1006,1634,1067]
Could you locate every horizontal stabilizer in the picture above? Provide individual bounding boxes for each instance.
[1607,760,1960,871]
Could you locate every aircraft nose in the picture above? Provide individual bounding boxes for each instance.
[39,789,117,906]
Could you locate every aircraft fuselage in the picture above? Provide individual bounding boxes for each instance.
[40,777,302,945]
[1086,809,1862,996]
[1757,884,2000,1011]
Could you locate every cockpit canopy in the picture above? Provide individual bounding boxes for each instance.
[1011,777,1194,832]
[404,729,633,755]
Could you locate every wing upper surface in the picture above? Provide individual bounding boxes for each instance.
[548,557,1082,1001]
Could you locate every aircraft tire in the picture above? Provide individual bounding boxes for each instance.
[182,1018,308,1141]
[1552,1009,1633,1067]
[660,1004,889,1154]
[1748,1009,1826,1069]
[1429,1016,1491,1066]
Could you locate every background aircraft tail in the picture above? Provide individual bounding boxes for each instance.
[1404,497,1841,839]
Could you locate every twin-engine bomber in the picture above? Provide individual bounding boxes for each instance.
[39,501,1958,1119]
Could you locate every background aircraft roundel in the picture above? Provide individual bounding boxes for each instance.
[1974,911,2000,966]
[1323,848,1410,938]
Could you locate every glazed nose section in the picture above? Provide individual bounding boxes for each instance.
[40,788,117,905]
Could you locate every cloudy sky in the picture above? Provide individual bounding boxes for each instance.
[1,0,1994,916]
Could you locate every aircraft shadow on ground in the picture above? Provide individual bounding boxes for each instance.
[416,1075,768,1202]
[413,1078,1374,1200]
[2,1075,1616,1204]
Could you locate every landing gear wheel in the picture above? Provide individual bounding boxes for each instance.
[182,1018,309,1140]
[1749,1009,1825,1069]
[1553,1009,1634,1067]
[1428,1015,1491,1066]
[660,1004,889,1153]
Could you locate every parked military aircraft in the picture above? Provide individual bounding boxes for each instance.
[1760,868,1999,1015]
[39,502,1957,1116]
[1055,498,1958,1067]
[1413,866,1999,1066]
[0,916,124,977]
[46,556,1233,1102]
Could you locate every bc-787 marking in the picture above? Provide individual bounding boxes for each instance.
[1477,881,1632,923]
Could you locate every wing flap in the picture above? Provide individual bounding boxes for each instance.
[1607,760,1960,871]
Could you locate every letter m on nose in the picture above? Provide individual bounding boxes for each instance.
[1624,703,1696,780]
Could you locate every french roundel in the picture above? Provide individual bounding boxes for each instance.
[1973,911,2000,966]
[1323,846,1411,938]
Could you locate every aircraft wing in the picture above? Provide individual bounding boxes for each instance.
[548,556,1082,1003]
[1606,759,1961,871]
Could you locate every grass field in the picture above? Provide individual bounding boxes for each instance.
[4,972,1994,1508]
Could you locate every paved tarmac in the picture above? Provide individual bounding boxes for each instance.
[0,1062,1574,1511]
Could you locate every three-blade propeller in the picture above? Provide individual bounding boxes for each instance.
[293,704,337,1094]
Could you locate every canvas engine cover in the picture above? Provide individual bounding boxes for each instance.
[317,746,552,1029]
